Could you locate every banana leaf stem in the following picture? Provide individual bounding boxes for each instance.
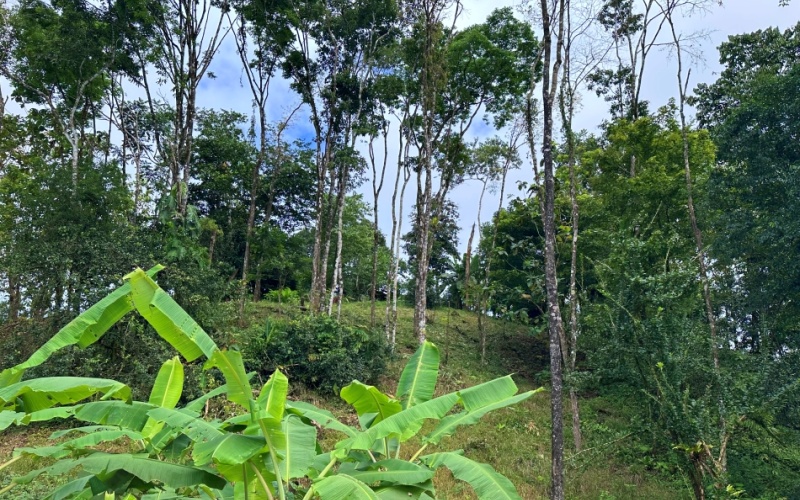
[410,443,428,463]
[250,462,275,500]
[301,457,337,500]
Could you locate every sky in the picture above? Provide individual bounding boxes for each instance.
[2,0,798,255]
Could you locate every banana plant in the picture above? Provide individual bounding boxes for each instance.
[1,267,539,499]
[0,268,302,499]
[291,341,542,500]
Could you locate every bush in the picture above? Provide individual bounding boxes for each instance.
[244,315,388,393]
[263,288,300,304]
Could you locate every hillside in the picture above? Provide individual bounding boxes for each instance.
[1,300,690,499]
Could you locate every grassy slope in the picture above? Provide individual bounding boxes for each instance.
[246,300,691,499]
[0,299,691,499]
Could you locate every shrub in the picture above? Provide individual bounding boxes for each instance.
[264,288,300,304]
[244,315,388,393]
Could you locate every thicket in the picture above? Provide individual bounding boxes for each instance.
[243,316,389,393]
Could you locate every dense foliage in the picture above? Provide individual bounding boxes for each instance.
[243,315,388,393]
[0,0,799,497]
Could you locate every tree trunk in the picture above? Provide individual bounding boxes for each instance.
[557,1,583,453]
[386,115,412,347]
[413,177,431,344]
[539,0,567,497]
[664,6,726,480]
[8,274,20,320]
[369,128,389,327]
[464,224,475,308]
[328,174,347,315]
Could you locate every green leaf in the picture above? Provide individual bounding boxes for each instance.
[340,393,459,451]
[421,452,521,500]
[457,375,518,411]
[282,415,317,480]
[17,430,145,459]
[256,369,288,420]
[16,453,226,490]
[425,391,538,445]
[148,357,185,409]
[142,357,185,438]
[286,400,357,438]
[373,485,436,500]
[28,406,78,423]
[193,433,266,466]
[347,459,434,486]
[146,407,224,445]
[74,401,155,431]
[44,475,96,500]
[312,474,380,500]
[340,382,401,428]
[204,350,251,407]
[0,411,30,431]
[397,341,440,409]
[0,377,131,412]
[0,266,163,387]
[183,383,231,413]
[50,426,121,438]
[126,268,217,362]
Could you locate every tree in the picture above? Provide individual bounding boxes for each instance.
[263,0,399,312]
[532,0,567,496]
[463,134,522,363]
[1,0,138,190]
[692,29,800,496]
[142,0,231,215]
[404,5,538,343]
[402,200,460,309]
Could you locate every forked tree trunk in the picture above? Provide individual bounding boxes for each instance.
[328,176,347,316]
[556,1,584,453]
[369,129,388,327]
[386,151,411,348]
[538,0,567,497]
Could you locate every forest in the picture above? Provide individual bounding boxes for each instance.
[0,0,799,498]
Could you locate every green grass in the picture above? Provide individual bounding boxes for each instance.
[1,299,691,499]
[238,299,691,499]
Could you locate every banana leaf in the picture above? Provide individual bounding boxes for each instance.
[425,391,538,445]
[339,393,459,451]
[457,375,518,411]
[0,266,164,387]
[286,400,357,438]
[340,381,401,428]
[203,351,250,408]
[396,341,439,410]
[0,377,131,412]
[142,357,185,438]
[15,453,226,490]
[16,429,145,459]
[282,415,317,480]
[255,369,288,420]
[421,452,521,500]
[312,474,380,500]
[126,269,217,362]
[344,459,434,486]
[75,401,156,431]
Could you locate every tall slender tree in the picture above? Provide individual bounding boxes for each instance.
[535,0,567,497]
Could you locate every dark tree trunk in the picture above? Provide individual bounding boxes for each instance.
[539,0,567,497]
